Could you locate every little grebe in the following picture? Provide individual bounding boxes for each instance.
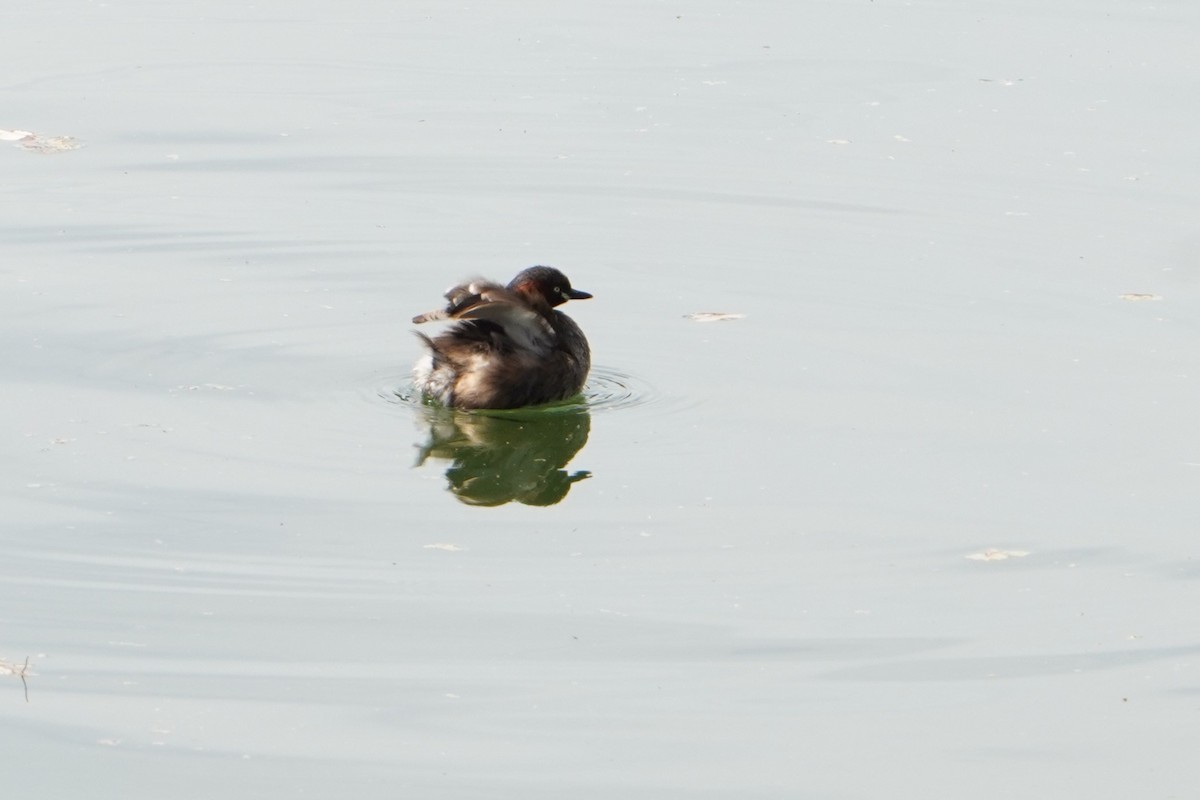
[412,266,592,410]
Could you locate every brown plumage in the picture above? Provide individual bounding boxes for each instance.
[412,266,592,410]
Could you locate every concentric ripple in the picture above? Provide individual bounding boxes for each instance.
[579,364,653,412]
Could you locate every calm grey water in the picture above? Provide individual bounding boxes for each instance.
[4,1,1199,798]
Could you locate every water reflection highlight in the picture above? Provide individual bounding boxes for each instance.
[412,403,592,507]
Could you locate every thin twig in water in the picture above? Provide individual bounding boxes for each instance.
[2,657,32,702]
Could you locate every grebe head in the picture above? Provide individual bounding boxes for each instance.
[507,266,592,308]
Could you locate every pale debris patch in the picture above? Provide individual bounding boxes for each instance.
[1,128,81,153]
[966,548,1030,561]
[0,658,35,678]
[685,312,745,323]
[424,543,466,552]
[175,383,237,391]
[1119,293,1162,301]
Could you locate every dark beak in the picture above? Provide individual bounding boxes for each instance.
[565,288,592,300]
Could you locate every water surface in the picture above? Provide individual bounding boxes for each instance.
[3,1,1199,798]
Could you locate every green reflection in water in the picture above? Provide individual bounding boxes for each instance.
[414,399,591,507]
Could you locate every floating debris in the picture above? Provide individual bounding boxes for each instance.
[423,543,465,552]
[966,548,1030,561]
[685,312,745,323]
[1,129,81,153]
[176,383,237,392]
[1119,293,1162,302]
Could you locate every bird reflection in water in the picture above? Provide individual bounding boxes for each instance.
[413,403,592,506]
